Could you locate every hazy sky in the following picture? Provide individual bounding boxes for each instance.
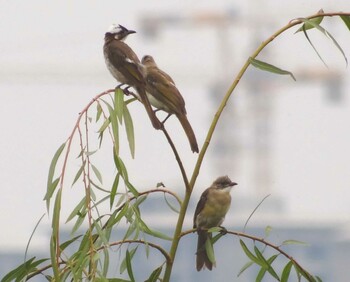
[1,0,350,252]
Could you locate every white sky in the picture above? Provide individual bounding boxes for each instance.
[1,0,350,251]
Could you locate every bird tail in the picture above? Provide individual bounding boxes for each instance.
[196,230,214,271]
[177,114,199,153]
[136,86,162,130]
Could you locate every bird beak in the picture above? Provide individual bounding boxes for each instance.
[127,29,136,35]
[230,182,238,187]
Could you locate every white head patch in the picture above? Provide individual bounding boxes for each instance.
[107,24,122,34]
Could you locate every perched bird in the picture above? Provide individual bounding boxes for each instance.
[103,24,161,130]
[141,55,199,153]
[193,176,237,271]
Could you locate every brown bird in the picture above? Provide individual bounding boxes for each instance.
[193,176,237,271]
[103,24,161,130]
[141,55,199,153]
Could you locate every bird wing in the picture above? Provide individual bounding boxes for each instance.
[108,41,145,86]
[146,68,186,115]
[193,188,209,228]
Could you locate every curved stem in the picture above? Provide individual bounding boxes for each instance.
[161,126,190,190]
[163,11,350,281]
[180,228,313,279]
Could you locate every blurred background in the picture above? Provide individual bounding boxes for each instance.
[1,0,350,280]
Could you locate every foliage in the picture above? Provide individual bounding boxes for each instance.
[3,10,350,282]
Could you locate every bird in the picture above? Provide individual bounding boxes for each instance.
[193,176,237,271]
[141,55,199,153]
[103,24,162,130]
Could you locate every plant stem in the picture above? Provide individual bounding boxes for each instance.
[162,11,350,281]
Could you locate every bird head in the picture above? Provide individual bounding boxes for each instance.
[106,24,136,41]
[141,55,157,67]
[212,176,237,192]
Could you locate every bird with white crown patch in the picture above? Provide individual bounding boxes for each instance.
[103,24,161,130]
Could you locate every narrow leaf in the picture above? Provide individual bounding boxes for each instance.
[281,261,293,282]
[115,88,124,124]
[91,164,103,184]
[237,260,254,277]
[44,142,66,210]
[281,239,308,246]
[163,193,180,213]
[296,11,324,32]
[340,15,350,31]
[60,235,82,251]
[254,246,269,268]
[239,240,261,265]
[66,197,86,223]
[105,101,119,155]
[145,266,163,282]
[123,103,135,158]
[98,117,111,133]
[72,162,85,186]
[96,103,103,122]
[205,237,216,264]
[299,18,348,66]
[249,58,296,81]
[110,173,120,209]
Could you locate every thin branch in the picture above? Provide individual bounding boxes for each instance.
[161,126,190,190]
[180,228,313,279]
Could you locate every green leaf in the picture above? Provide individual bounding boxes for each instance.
[72,162,85,186]
[163,192,180,213]
[281,239,308,246]
[145,266,163,282]
[105,101,120,155]
[340,15,350,31]
[239,240,260,265]
[60,235,82,251]
[121,248,137,282]
[50,236,60,280]
[91,164,103,184]
[237,260,254,277]
[44,142,66,210]
[293,262,316,282]
[249,57,296,81]
[254,246,269,268]
[298,18,348,67]
[107,202,129,228]
[66,197,86,223]
[205,236,216,264]
[123,103,135,159]
[96,103,103,122]
[256,254,280,282]
[281,261,293,282]
[110,173,120,209]
[296,10,324,32]
[98,117,111,133]
[115,88,125,124]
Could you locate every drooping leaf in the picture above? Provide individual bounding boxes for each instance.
[60,235,83,251]
[105,101,120,155]
[96,103,103,122]
[44,142,66,210]
[239,240,261,265]
[145,266,163,282]
[72,162,85,187]
[295,10,324,32]
[123,103,135,158]
[115,88,125,124]
[163,193,180,213]
[237,260,254,277]
[205,236,216,264]
[91,164,103,184]
[249,58,296,81]
[66,197,86,223]
[298,18,348,67]
[281,261,293,282]
[110,173,120,209]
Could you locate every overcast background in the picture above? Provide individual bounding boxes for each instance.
[1,0,350,280]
